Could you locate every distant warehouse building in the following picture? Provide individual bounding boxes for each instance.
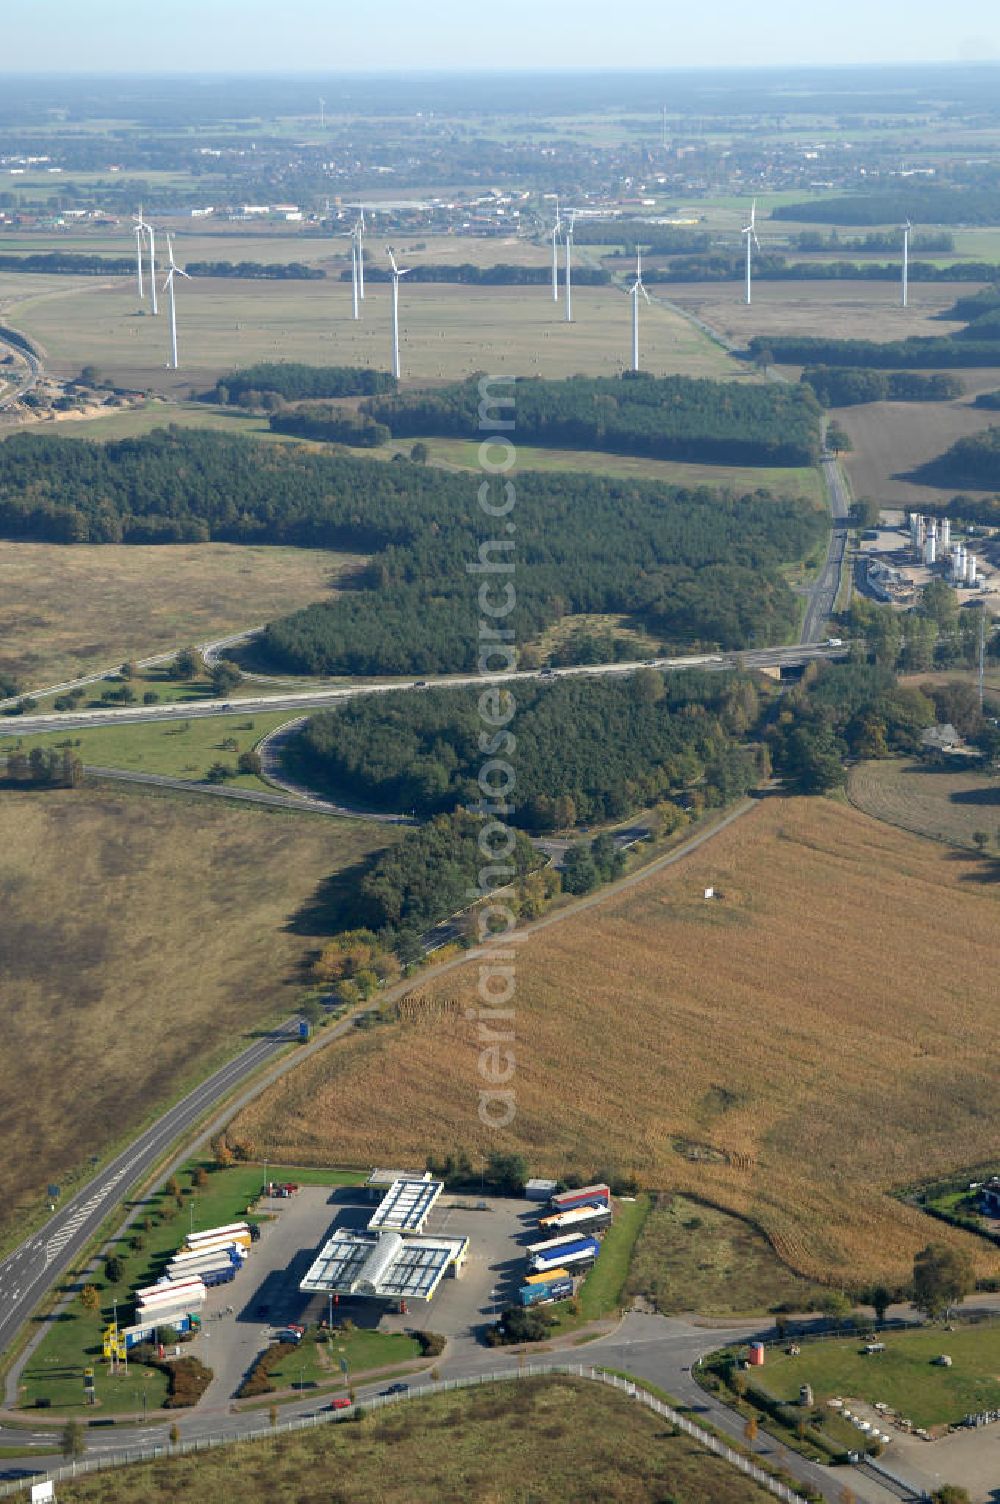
[300,1229,468,1305]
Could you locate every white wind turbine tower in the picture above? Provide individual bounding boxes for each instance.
[163,233,190,370]
[146,217,158,316]
[628,247,650,372]
[551,197,561,302]
[742,199,760,307]
[564,212,575,323]
[386,245,411,380]
[357,211,366,301]
[901,219,912,308]
[132,206,146,305]
[350,222,361,320]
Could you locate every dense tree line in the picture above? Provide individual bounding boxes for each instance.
[211,363,395,404]
[268,406,390,446]
[186,260,325,280]
[790,230,954,253]
[845,581,994,675]
[772,188,1000,227]
[648,255,998,285]
[295,670,764,829]
[342,809,540,954]
[802,368,962,407]
[918,425,1000,487]
[0,252,324,280]
[0,251,133,276]
[0,427,825,674]
[3,746,83,787]
[343,262,609,285]
[748,333,1000,370]
[366,373,823,467]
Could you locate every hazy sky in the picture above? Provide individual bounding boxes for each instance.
[4,0,998,72]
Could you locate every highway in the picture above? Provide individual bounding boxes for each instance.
[799,448,852,647]
[0,329,41,414]
[5,644,847,738]
[0,1026,303,1364]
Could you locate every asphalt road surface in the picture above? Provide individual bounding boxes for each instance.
[6,645,847,738]
[0,331,41,414]
[799,451,852,647]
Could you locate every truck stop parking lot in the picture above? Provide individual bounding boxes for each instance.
[188,1183,544,1400]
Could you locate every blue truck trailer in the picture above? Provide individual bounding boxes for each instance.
[529,1236,600,1275]
[519,1274,574,1306]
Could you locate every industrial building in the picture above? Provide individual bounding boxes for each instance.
[364,1167,433,1202]
[299,1229,468,1304]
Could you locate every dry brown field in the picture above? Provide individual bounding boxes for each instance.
[838,392,1000,509]
[3,268,740,395]
[233,796,1000,1288]
[0,540,359,691]
[56,1376,768,1504]
[666,279,973,346]
[0,785,389,1246]
[848,758,1000,851]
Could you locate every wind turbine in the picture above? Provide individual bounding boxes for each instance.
[628,247,650,372]
[901,219,912,308]
[146,218,158,316]
[550,197,561,302]
[132,206,146,305]
[564,212,575,324]
[357,210,366,301]
[162,234,190,370]
[742,198,760,307]
[386,245,411,380]
[350,222,361,320]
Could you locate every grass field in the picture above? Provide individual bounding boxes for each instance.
[1,710,304,787]
[847,758,1000,852]
[388,434,825,503]
[838,393,1000,509]
[232,796,1000,1287]
[666,279,972,349]
[0,785,389,1247]
[0,540,358,691]
[759,1322,1000,1431]
[4,271,741,393]
[52,1375,771,1503]
[625,1194,827,1316]
[3,401,288,445]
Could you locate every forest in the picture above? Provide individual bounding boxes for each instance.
[295,670,764,830]
[341,810,540,954]
[0,428,825,674]
[365,373,822,467]
[771,187,1000,226]
[346,262,609,285]
[801,368,962,407]
[185,260,324,279]
[210,363,396,403]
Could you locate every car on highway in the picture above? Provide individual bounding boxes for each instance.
[326,1396,352,1410]
[382,1381,410,1396]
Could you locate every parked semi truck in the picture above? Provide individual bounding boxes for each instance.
[519,1269,574,1306]
[529,1236,600,1274]
[538,1204,612,1237]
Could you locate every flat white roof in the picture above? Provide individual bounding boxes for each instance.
[300,1230,467,1303]
[368,1178,443,1234]
[365,1168,431,1188]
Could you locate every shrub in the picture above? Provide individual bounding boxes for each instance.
[415,1331,447,1357]
[236,1341,297,1399]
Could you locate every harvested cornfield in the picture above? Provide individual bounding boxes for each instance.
[233,796,1000,1287]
